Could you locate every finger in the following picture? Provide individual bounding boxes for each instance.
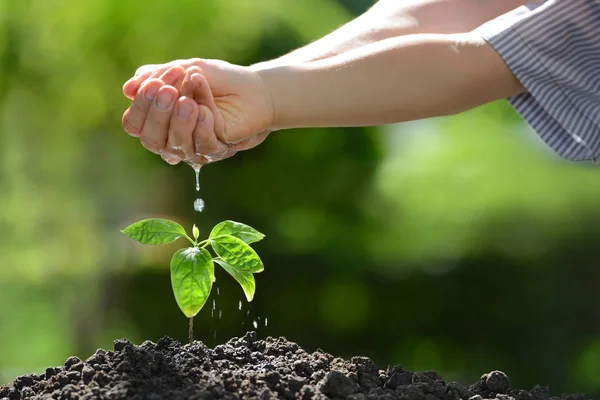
[139,85,178,154]
[172,68,195,97]
[164,97,199,162]
[123,70,153,100]
[122,79,164,137]
[123,64,162,100]
[124,58,208,99]
[158,66,185,86]
[192,105,229,158]
[175,66,203,98]
[190,72,227,140]
[123,63,184,100]
[190,72,217,113]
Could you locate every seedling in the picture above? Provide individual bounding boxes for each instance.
[121,219,265,343]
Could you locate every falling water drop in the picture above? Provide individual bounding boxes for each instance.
[219,310,223,319]
[217,287,220,296]
[253,320,258,329]
[193,165,201,192]
[238,301,242,311]
[213,330,217,340]
[265,318,268,327]
[190,164,204,212]
[246,310,250,317]
[194,198,205,212]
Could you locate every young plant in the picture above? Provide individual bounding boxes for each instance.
[121,218,265,343]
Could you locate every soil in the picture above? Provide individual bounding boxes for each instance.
[0,332,590,400]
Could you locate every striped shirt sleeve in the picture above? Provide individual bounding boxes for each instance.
[474,0,600,161]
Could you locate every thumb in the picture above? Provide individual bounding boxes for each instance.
[190,72,225,137]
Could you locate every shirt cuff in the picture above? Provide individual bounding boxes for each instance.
[475,1,600,162]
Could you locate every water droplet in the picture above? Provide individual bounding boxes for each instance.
[219,310,223,319]
[194,198,205,212]
[212,299,216,310]
[213,276,217,283]
[238,301,242,311]
[213,330,217,340]
[257,316,261,320]
[246,310,250,317]
[193,165,201,191]
[265,318,268,327]
[216,287,220,296]
[253,320,258,329]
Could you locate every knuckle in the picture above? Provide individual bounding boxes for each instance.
[131,97,150,113]
[123,121,140,135]
[190,58,204,66]
[122,115,140,135]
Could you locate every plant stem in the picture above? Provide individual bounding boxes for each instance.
[189,317,194,344]
[184,235,196,246]
[197,239,210,249]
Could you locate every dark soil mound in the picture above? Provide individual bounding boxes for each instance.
[0,332,589,400]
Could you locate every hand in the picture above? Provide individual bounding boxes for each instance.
[122,59,273,164]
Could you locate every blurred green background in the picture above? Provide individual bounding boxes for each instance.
[2,0,600,396]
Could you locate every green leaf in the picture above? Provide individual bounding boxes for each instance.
[192,224,199,241]
[210,220,265,244]
[214,258,256,302]
[170,247,214,318]
[210,235,264,273]
[122,218,190,245]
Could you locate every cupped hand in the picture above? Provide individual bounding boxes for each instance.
[122,58,274,165]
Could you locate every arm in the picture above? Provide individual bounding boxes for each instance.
[257,32,526,130]
[254,0,533,68]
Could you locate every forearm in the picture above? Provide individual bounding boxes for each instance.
[256,33,525,130]
[254,6,401,67]
[254,0,531,68]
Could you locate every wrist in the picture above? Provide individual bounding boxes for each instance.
[249,64,289,132]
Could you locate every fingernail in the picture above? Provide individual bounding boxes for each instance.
[156,91,174,110]
[144,85,159,102]
[178,103,193,119]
